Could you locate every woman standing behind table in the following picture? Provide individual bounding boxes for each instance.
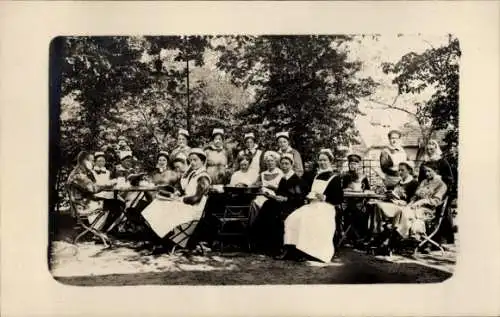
[379,130,410,190]
[205,128,232,185]
[248,151,284,228]
[236,132,265,181]
[276,132,304,178]
[252,153,306,255]
[169,128,191,167]
[141,148,212,254]
[278,149,343,263]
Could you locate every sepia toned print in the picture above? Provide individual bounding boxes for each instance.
[48,35,459,285]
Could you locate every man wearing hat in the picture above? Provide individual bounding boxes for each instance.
[169,128,191,166]
[276,131,304,178]
[379,129,409,190]
[341,153,371,245]
[237,132,265,180]
[204,128,232,185]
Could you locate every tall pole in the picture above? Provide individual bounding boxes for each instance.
[185,37,191,132]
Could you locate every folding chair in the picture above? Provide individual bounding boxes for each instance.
[67,187,111,248]
[413,196,449,256]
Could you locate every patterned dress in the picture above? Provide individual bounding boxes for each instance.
[371,176,419,233]
[394,176,447,239]
[67,165,109,230]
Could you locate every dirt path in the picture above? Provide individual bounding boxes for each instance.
[50,241,453,286]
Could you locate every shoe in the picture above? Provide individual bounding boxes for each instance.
[150,245,169,256]
[274,248,289,260]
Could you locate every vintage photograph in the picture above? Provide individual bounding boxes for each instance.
[48,34,460,286]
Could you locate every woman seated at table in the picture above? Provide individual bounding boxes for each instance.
[229,154,259,187]
[395,161,447,240]
[278,149,343,263]
[251,153,306,255]
[141,148,212,254]
[67,151,117,232]
[370,161,419,236]
[92,151,125,232]
[248,151,284,227]
[149,150,182,193]
[377,161,448,254]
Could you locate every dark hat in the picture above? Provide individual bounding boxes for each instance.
[347,153,362,163]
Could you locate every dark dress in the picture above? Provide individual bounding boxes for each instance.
[252,173,306,254]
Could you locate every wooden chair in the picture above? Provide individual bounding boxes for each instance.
[413,196,449,256]
[67,187,111,248]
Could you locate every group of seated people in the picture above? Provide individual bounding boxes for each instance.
[66,127,456,262]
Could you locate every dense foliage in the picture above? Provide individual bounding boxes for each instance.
[50,35,459,212]
[382,35,460,154]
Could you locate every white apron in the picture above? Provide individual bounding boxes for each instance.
[142,168,210,240]
[284,174,337,262]
[93,169,114,200]
[253,169,283,208]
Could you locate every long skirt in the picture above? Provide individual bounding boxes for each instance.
[141,198,205,248]
[394,206,434,240]
[371,201,404,233]
[284,202,337,263]
[248,195,268,227]
[251,199,288,253]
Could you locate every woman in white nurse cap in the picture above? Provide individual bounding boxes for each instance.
[204,128,231,185]
[170,128,192,166]
[276,131,304,178]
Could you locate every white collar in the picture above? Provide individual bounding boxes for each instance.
[246,144,258,153]
[263,167,281,175]
[283,170,295,180]
[279,147,293,154]
[400,175,414,185]
[316,168,333,175]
